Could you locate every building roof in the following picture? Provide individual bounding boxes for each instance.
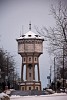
[17,31,44,40]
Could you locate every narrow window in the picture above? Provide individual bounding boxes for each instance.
[24,57,26,62]
[28,64,32,69]
[35,57,37,61]
[29,73,31,77]
[29,66,31,69]
[29,87,31,90]
[29,57,31,61]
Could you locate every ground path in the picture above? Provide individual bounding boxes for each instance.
[10,93,67,100]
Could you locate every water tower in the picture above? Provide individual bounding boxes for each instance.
[16,23,44,91]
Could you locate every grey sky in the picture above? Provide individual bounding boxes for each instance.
[0,0,67,89]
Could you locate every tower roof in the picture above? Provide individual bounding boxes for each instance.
[17,31,44,40]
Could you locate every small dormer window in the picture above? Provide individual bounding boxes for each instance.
[22,35,25,37]
[35,35,38,37]
[28,35,31,37]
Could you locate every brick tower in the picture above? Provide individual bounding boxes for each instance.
[16,23,44,91]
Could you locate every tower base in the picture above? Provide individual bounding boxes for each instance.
[20,81,41,91]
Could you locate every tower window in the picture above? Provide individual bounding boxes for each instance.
[29,57,31,61]
[29,66,31,69]
[29,73,31,77]
[35,57,37,61]
[28,64,32,69]
[23,57,26,62]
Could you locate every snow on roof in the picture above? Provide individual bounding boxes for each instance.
[17,31,44,40]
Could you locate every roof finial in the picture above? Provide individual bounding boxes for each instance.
[22,25,24,35]
[20,30,21,37]
[29,21,31,31]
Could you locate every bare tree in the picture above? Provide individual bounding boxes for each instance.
[36,1,67,56]
[35,1,67,89]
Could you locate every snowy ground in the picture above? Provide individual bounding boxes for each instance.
[10,93,67,100]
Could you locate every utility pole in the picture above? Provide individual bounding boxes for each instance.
[54,57,56,91]
[54,57,55,82]
[63,46,64,91]
[50,66,52,85]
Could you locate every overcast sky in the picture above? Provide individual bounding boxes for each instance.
[0,0,67,89]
